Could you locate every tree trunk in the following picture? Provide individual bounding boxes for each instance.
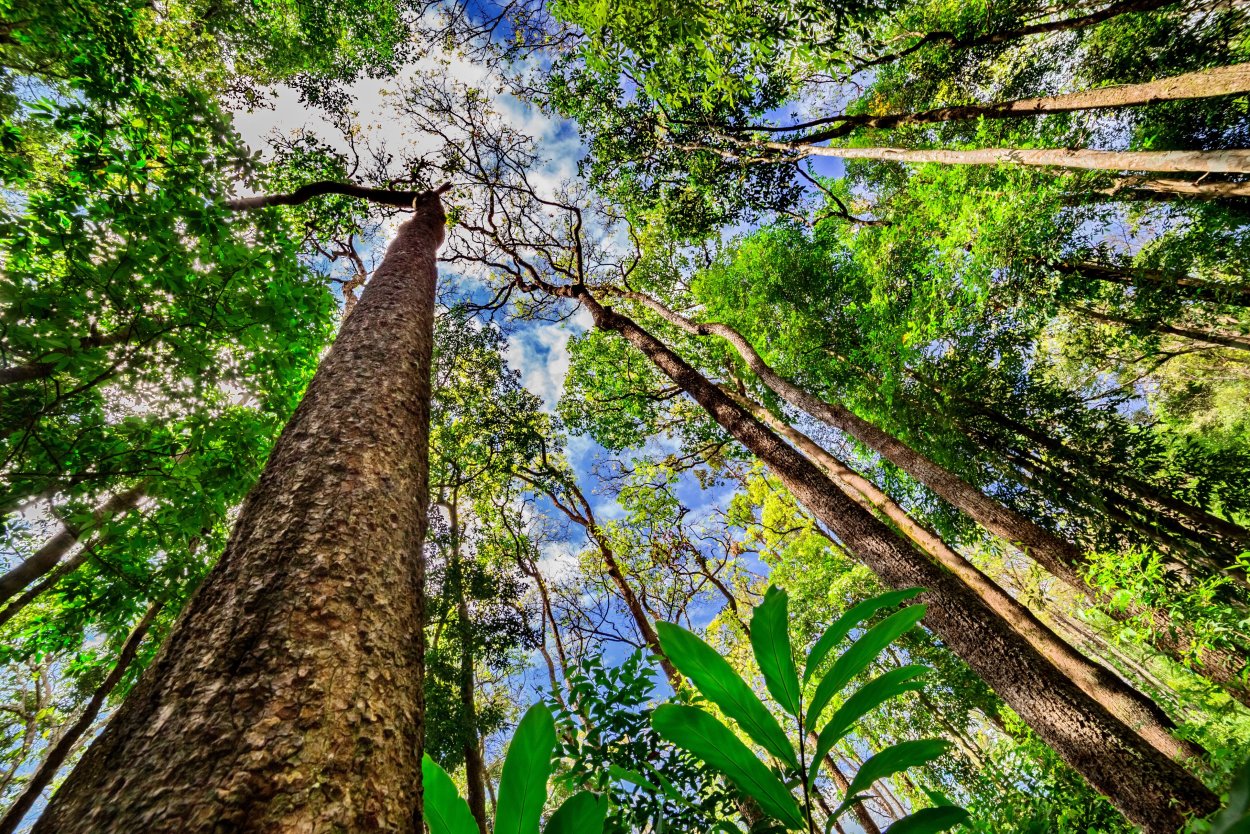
[0,548,90,629]
[618,292,1093,592]
[786,142,1250,175]
[582,290,1219,831]
[1073,305,1250,352]
[628,292,1250,696]
[30,194,444,833]
[799,63,1250,142]
[0,486,144,608]
[748,400,1201,762]
[1099,175,1250,200]
[0,602,163,834]
[447,497,489,834]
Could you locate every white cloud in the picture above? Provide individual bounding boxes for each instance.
[505,305,592,412]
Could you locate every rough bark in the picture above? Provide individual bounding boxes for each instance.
[0,486,144,608]
[0,602,162,834]
[31,193,445,833]
[629,291,1249,703]
[795,63,1250,142]
[747,400,1201,762]
[582,290,1219,831]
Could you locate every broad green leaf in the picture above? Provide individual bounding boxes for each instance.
[832,739,951,819]
[883,806,970,834]
[751,586,801,719]
[421,754,479,834]
[610,764,662,795]
[808,665,928,782]
[544,791,607,834]
[657,621,796,767]
[807,604,926,727]
[804,589,923,684]
[495,704,557,834]
[653,704,805,830]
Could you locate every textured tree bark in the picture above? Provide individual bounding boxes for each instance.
[0,486,144,608]
[30,193,445,833]
[628,291,1249,705]
[0,602,163,834]
[796,63,1250,142]
[581,291,1219,831]
[746,399,1201,763]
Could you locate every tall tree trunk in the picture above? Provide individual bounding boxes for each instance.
[780,142,1250,175]
[625,291,1250,700]
[30,193,445,833]
[0,602,163,834]
[447,497,489,834]
[0,486,144,608]
[747,399,1200,762]
[796,63,1250,142]
[579,290,1219,831]
[1098,175,1250,200]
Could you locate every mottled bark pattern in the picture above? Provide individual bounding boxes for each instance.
[585,295,1219,832]
[32,195,446,833]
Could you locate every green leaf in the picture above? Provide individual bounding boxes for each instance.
[804,589,923,684]
[652,704,805,830]
[883,806,970,834]
[544,791,607,834]
[808,665,928,783]
[495,704,557,834]
[1210,756,1250,834]
[832,739,951,819]
[422,754,480,834]
[807,604,927,728]
[751,586,801,719]
[657,621,796,767]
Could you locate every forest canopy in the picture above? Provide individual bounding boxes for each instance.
[1,0,1249,832]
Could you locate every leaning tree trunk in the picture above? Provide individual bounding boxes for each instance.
[0,602,163,834]
[579,290,1218,832]
[30,193,445,833]
[626,291,1250,702]
[800,63,1250,142]
[782,142,1250,175]
[746,398,1200,763]
[0,485,144,608]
